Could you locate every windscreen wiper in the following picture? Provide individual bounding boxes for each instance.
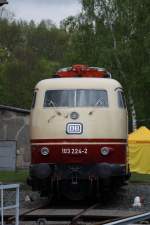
[49,100,62,116]
[47,100,69,122]
[88,98,104,115]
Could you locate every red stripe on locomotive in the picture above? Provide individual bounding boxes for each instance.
[31,143,126,164]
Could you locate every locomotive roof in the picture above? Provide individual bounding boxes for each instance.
[35,78,122,90]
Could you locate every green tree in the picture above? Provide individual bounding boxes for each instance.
[62,0,150,129]
[0,16,68,108]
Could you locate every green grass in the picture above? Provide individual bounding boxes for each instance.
[130,172,150,183]
[0,170,28,184]
[0,170,150,184]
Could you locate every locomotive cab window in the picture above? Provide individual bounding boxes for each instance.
[31,91,37,108]
[44,89,108,107]
[117,90,126,108]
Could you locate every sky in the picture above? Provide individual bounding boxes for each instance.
[7,0,81,26]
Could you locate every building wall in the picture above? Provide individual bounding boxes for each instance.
[0,106,30,169]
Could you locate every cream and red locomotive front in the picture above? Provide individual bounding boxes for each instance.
[27,64,130,200]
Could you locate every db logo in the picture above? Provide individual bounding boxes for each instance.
[66,123,83,134]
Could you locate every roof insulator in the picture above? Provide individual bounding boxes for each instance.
[55,64,111,78]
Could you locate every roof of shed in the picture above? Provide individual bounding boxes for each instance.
[0,105,30,114]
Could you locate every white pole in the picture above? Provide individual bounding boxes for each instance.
[1,188,4,225]
[15,185,19,225]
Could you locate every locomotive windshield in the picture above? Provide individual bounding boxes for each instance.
[44,89,108,107]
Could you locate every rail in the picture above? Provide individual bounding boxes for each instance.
[105,211,150,225]
[0,183,19,225]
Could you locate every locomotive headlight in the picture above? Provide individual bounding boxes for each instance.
[41,147,49,156]
[100,147,110,156]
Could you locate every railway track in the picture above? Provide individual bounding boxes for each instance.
[4,199,143,225]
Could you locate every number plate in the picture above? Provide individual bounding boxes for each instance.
[66,123,83,134]
[62,148,87,155]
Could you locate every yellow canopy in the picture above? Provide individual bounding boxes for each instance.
[128,126,150,174]
[128,126,150,143]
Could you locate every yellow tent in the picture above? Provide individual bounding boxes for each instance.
[128,126,150,174]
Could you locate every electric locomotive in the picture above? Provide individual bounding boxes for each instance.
[27,65,130,200]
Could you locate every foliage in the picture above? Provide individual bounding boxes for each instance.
[61,0,150,129]
[0,1,150,128]
[0,18,68,108]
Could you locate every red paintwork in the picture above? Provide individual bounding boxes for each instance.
[31,143,127,164]
[31,138,127,143]
[56,64,109,78]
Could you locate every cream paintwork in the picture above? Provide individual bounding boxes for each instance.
[30,78,128,140]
